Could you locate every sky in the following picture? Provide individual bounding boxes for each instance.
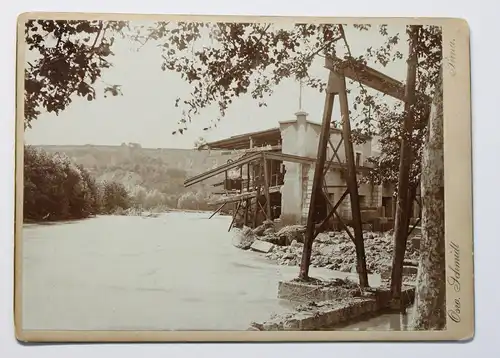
[24,22,408,149]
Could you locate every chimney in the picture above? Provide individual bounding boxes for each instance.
[295,110,308,126]
[295,111,309,156]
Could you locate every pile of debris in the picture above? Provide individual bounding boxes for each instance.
[231,222,420,280]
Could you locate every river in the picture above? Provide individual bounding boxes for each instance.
[21,212,407,331]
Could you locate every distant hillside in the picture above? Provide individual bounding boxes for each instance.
[35,143,241,209]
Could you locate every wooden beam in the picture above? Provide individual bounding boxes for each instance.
[324,55,431,104]
[407,217,421,237]
[228,201,242,232]
[334,211,356,242]
[323,137,344,176]
[244,199,249,226]
[338,70,369,288]
[245,163,250,225]
[262,155,272,220]
[264,151,371,173]
[208,186,282,205]
[209,202,226,219]
[314,188,350,237]
[253,187,261,227]
[329,137,344,164]
[323,190,355,243]
[299,71,338,280]
[184,152,262,187]
[258,200,269,221]
[263,152,316,165]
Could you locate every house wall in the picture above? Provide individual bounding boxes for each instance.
[279,112,309,225]
[279,111,387,225]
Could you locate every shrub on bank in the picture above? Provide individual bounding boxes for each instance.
[23,146,130,222]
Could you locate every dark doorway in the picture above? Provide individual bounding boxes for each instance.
[382,196,393,218]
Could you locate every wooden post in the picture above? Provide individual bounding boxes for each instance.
[243,202,249,226]
[228,201,241,232]
[253,162,261,228]
[299,72,338,280]
[239,165,243,193]
[262,155,272,220]
[244,163,250,225]
[338,71,369,288]
[391,25,419,301]
[252,191,260,227]
[270,159,274,186]
[209,202,226,219]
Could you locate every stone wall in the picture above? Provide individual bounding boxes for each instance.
[250,283,416,331]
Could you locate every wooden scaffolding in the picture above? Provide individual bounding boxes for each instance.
[299,54,432,284]
[184,151,330,231]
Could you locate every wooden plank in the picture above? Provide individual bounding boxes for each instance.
[263,152,316,165]
[299,71,337,280]
[258,200,269,221]
[314,188,350,237]
[228,201,242,232]
[245,163,250,225]
[334,211,355,241]
[209,185,282,205]
[209,203,226,219]
[253,186,261,227]
[324,55,431,104]
[262,155,272,220]
[337,70,369,288]
[184,152,262,187]
[262,151,370,173]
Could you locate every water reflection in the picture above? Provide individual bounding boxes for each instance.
[337,307,413,331]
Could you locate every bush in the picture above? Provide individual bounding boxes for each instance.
[99,180,131,214]
[176,191,214,211]
[23,146,130,221]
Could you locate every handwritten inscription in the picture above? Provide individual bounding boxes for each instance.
[447,241,461,323]
[447,39,457,76]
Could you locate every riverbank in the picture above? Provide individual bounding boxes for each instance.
[249,282,415,331]
[231,224,420,283]
[23,207,215,224]
[231,223,420,330]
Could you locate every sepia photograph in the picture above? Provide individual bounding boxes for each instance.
[14,13,473,341]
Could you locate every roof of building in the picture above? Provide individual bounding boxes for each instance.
[202,127,282,150]
[201,116,371,151]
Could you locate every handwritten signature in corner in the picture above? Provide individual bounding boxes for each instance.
[447,240,461,323]
[446,39,457,76]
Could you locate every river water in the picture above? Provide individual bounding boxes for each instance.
[21,212,405,331]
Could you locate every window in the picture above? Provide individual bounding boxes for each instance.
[355,152,361,166]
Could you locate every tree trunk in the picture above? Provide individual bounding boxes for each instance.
[410,68,445,330]
[390,25,419,301]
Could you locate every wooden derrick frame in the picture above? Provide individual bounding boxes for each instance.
[299,69,369,286]
[299,56,432,285]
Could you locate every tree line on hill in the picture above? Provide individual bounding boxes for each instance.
[23,145,216,222]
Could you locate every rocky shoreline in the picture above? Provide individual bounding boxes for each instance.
[233,222,421,331]
[231,222,420,283]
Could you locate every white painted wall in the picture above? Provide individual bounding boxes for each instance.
[279,112,389,224]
